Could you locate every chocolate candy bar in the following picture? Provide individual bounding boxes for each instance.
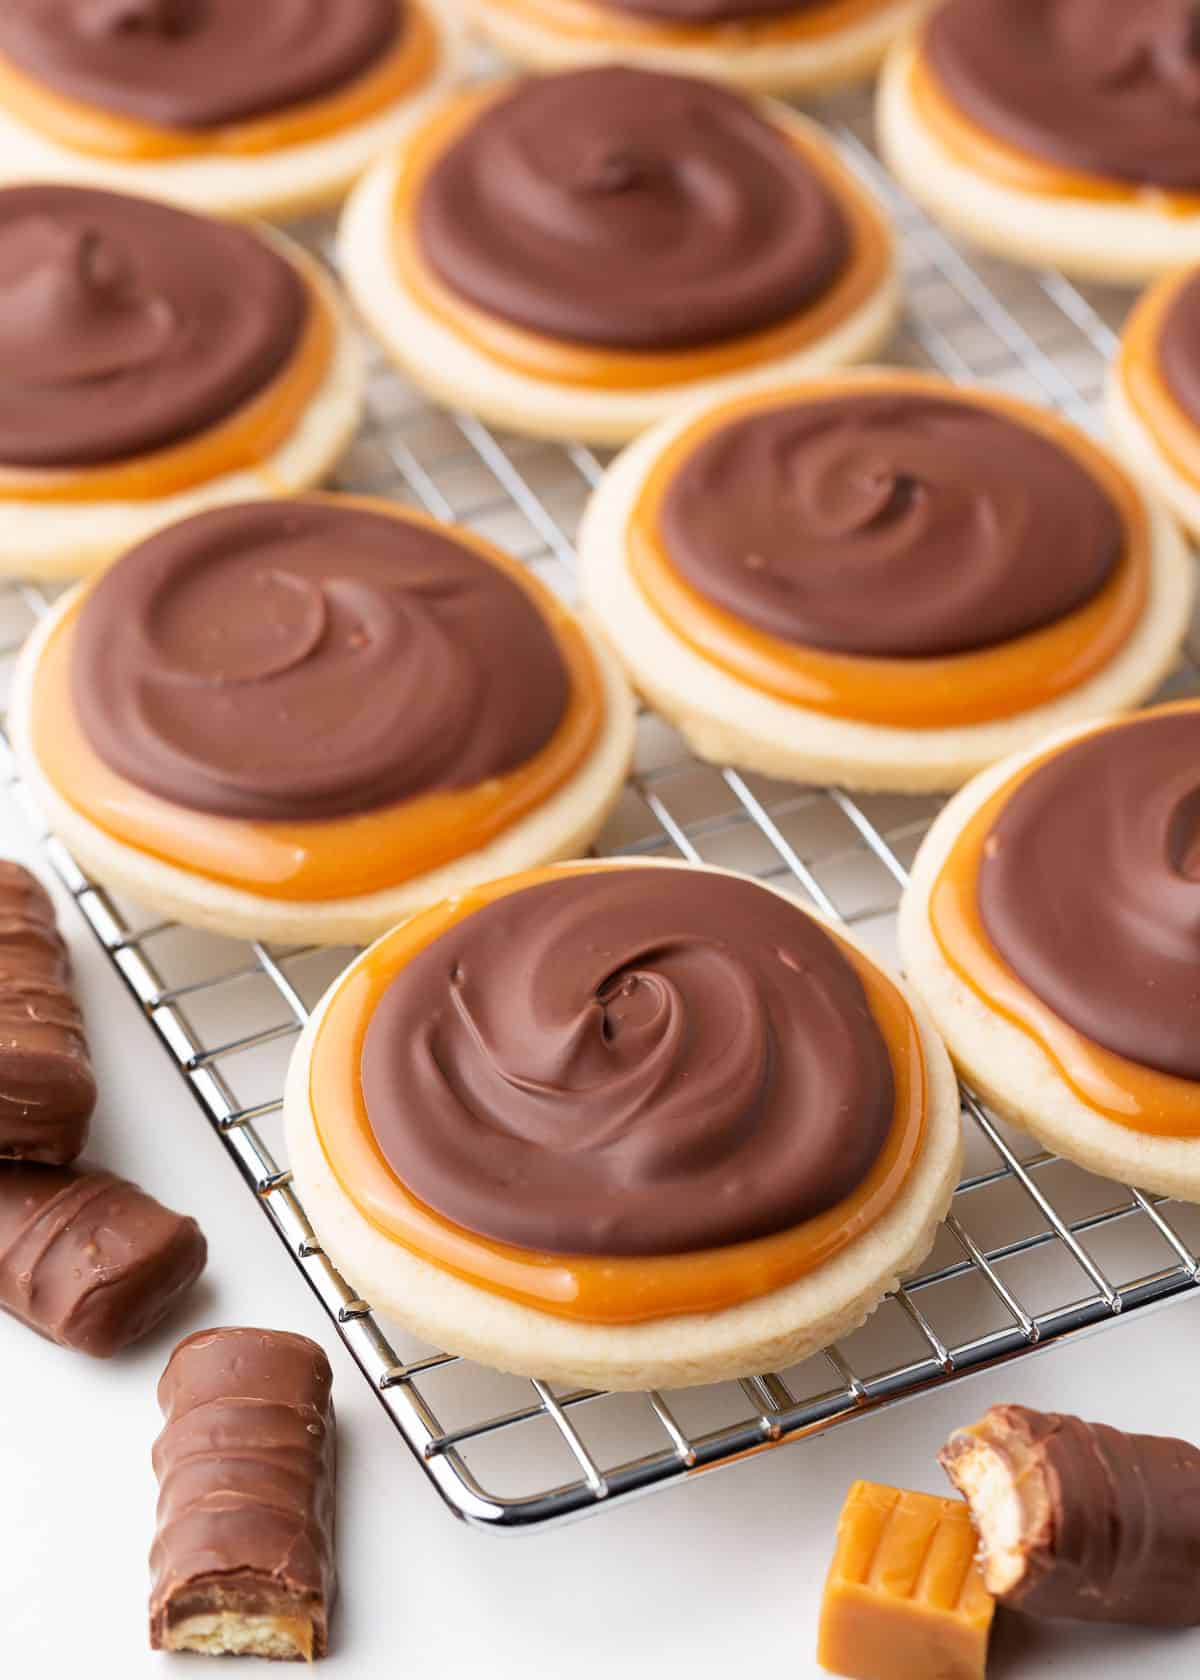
[940,1403,1200,1626]
[818,1480,994,1680]
[0,1161,206,1356]
[0,861,95,1163]
[150,1327,337,1662]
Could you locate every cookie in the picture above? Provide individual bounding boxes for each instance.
[878,3,1200,283]
[0,184,363,579]
[11,496,635,945]
[0,0,462,220]
[578,369,1194,794]
[285,860,962,1391]
[338,65,898,446]
[466,0,925,97]
[899,703,1200,1202]
[1107,267,1200,543]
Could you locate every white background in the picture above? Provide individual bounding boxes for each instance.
[4,804,1200,1680]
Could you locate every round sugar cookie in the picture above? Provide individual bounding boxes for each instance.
[577,369,1194,794]
[11,497,635,946]
[338,65,899,446]
[1106,267,1200,544]
[0,0,463,220]
[465,0,926,97]
[878,6,1200,283]
[285,859,962,1391]
[0,184,364,579]
[899,703,1200,1202]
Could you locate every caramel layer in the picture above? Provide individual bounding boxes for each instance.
[0,3,439,162]
[1119,271,1200,491]
[391,85,891,392]
[30,506,606,902]
[308,861,927,1324]
[630,376,1149,727]
[475,0,896,48]
[929,703,1200,1135]
[912,47,1200,213]
[0,260,333,504]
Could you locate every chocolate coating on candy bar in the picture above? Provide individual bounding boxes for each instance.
[940,1404,1200,1626]
[415,67,850,352]
[0,1162,206,1355]
[0,861,95,1164]
[150,1327,337,1661]
[0,0,399,131]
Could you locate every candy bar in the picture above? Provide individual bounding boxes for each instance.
[0,1161,206,1356]
[150,1327,337,1662]
[940,1404,1200,1626]
[0,861,95,1163]
[818,1480,994,1680]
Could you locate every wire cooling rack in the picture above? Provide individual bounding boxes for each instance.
[3,84,1199,1533]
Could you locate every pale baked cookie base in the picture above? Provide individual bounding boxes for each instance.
[0,3,463,221]
[0,248,365,580]
[336,106,900,447]
[576,375,1196,794]
[10,603,636,946]
[284,862,963,1391]
[465,0,927,95]
[877,39,1200,283]
[1105,365,1200,545]
[899,726,1200,1202]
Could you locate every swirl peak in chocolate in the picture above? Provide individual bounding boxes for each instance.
[1158,270,1200,430]
[0,185,308,469]
[926,0,1200,191]
[657,391,1123,658]
[415,67,851,352]
[0,0,399,129]
[979,708,1200,1080]
[70,500,571,823]
[360,867,896,1255]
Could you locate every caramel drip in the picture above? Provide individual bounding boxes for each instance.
[629,377,1149,727]
[29,507,607,901]
[477,0,899,44]
[0,2,439,162]
[308,861,927,1324]
[910,45,1200,211]
[1119,269,1200,490]
[390,84,891,391]
[0,260,333,503]
[929,702,1200,1135]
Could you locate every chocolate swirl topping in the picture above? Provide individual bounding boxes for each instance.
[657,392,1123,658]
[926,0,1200,190]
[70,500,570,822]
[0,0,398,130]
[1158,270,1200,428]
[415,67,851,352]
[0,185,307,469]
[360,868,895,1255]
[979,709,1200,1080]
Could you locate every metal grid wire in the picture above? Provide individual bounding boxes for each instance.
[2,84,1199,1532]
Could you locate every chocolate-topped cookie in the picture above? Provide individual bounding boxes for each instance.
[339,66,898,444]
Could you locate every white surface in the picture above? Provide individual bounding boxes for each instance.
[3,797,1200,1679]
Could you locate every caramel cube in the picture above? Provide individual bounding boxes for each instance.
[818,1481,994,1680]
